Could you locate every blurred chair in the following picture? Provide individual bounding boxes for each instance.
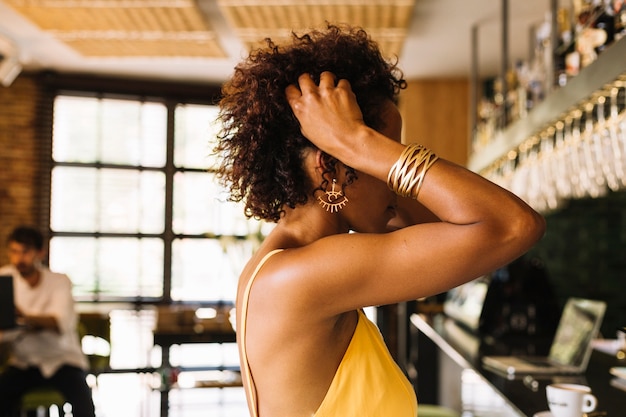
[19,388,67,417]
[78,311,111,376]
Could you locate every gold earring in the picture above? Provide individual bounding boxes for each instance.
[318,179,348,213]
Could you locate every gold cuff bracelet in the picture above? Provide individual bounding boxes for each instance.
[387,143,439,199]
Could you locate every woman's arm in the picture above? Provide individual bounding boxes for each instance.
[386,197,439,231]
[283,72,545,314]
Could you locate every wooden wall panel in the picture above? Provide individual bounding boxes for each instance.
[398,79,470,166]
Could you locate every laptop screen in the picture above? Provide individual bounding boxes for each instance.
[443,276,489,333]
[0,275,16,330]
[548,298,607,367]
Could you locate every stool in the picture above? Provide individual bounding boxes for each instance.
[19,387,67,417]
[418,404,460,417]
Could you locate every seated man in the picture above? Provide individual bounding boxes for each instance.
[0,226,95,417]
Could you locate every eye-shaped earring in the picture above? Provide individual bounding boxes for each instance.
[318,179,349,213]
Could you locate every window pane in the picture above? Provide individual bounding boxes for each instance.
[173,172,262,236]
[174,104,220,169]
[50,237,164,298]
[167,386,248,417]
[94,373,160,417]
[101,99,167,167]
[171,238,259,302]
[169,342,239,368]
[53,96,167,167]
[109,309,157,369]
[51,166,165,234]
[53,96,100,162]
[49,237,97,296]
[50,167,98,231]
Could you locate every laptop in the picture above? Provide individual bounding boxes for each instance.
[0,275,17,330]
[443,275,489,333]
[482,298,606,376]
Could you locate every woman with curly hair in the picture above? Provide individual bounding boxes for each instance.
[215,24,545,417]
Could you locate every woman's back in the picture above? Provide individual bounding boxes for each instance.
[237,250,417,417]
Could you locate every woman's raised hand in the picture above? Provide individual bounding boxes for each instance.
[285,72,366,157]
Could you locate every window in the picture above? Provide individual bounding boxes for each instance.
[49,94,270,303]
[43,86,266,415]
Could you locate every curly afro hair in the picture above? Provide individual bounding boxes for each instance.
[214,24,406,223]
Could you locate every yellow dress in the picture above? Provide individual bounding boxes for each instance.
[239,250,418,417]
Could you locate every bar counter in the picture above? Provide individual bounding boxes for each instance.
[410,313,626,417]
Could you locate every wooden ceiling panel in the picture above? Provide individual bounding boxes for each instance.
[3,0,415,59]
[4,0,226,57]
[217,0,416,57]
[60,36,225,57]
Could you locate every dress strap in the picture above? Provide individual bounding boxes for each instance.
[239,249,284,417]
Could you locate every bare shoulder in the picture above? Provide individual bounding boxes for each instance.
[237,235,396,319]
[239,255,358,417]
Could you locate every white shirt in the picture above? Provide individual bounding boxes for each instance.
[0,264,88,378]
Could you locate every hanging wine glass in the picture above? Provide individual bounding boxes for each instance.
[510,140,531,206]
[607,85,626,189]
[526,139,544,211]
[538,127,560,211]
[593,92,621,191]
[553,120,572,200]
[490,157,508,191]
[565,110,587,199]
[579,101,606,198]
[501,152,517,192]
[615,81,626,187]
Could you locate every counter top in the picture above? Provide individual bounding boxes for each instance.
[411,313,626,417]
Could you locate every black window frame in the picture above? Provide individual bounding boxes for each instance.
[39,73,234,308]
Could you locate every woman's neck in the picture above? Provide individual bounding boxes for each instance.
[273,203,349,248]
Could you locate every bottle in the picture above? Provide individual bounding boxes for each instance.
[575,0,604,67]
[612,0,626,40]
[514,60,530,119]
[592,0,616,54]
[474,78,498,151]
[554,8,578,86]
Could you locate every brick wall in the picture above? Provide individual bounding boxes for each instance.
[0,74,45,266]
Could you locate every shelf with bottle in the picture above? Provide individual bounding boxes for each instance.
[468,34,626,214]
[472,1,626,160]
